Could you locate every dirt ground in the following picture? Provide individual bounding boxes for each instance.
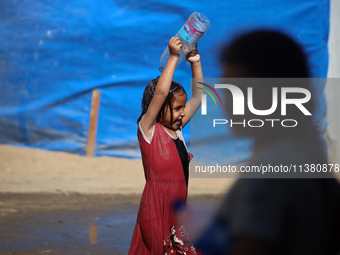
[0,144,234,195]
[0,144,232,254]
[0,193,220,255]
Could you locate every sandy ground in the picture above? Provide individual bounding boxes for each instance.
[2,144,339,254]
[0,144,235,195]
[0,144,227,254]
[0,193,220,254]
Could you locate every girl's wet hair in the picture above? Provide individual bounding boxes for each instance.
[137,76,186,124]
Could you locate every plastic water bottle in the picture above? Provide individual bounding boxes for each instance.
[159,12,210,73]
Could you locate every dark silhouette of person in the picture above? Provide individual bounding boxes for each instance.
[195,30,340,255]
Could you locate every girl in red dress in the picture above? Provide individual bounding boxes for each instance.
[128,37,205,255]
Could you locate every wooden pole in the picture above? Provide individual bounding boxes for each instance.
[86,90,100,157]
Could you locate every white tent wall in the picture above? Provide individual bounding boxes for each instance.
[326,0,340,164]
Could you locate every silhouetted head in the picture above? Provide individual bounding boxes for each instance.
[220,30,315,142]
[220,30,310,78]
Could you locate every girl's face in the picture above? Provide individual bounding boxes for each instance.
[161,92,187,130]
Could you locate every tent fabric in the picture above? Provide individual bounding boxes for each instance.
[0,0,330,160]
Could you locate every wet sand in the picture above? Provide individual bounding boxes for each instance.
[0,144,232,254]
[0,193,220,255]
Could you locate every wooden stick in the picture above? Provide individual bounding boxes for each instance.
[86,90,100,157]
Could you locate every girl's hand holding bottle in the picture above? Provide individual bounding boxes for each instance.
[186,44,200,65]
[168,37,182,59]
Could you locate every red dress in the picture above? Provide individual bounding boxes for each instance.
[128,122,198,255]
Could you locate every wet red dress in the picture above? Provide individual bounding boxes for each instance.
[128,122,198,255]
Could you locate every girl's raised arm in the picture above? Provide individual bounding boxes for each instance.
[140,37,182,141]
[182,45,205,128]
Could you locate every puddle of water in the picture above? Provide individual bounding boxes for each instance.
[0,198,218,255]
[0,204,138,255]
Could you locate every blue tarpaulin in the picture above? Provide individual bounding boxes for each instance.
[0,0,329,160]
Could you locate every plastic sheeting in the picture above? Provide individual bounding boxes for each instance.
[0,0,329,159]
